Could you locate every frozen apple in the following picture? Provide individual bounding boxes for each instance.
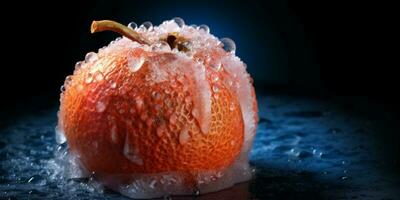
[57,18,258,198]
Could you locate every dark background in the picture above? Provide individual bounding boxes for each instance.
[0,0,396,111]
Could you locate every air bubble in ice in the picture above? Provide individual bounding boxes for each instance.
[85,52,98,63]
[172,17,185,27]
[198,25,210,33]
[128,22,138,29]
[221,38,236,53]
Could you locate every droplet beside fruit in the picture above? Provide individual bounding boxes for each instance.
[58,18,258,198]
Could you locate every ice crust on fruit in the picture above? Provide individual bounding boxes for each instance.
[59,18,258,198]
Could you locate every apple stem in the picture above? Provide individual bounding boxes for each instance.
[91,20,150,45]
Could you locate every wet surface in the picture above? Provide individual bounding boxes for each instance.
[1,94,400,199]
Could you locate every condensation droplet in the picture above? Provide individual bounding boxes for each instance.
[229,102,235,111]
[111,127,118,143]
[179,128,190,145]
[96,101,106,112]
[123,134,143,165]
[151,41,171,52]
[198,24,210,33]
[156,127,164,137]
[85,73,94,84]
[110,81,117,89]
[211,61,222,71]
[212,85,219,93]
[85,52,98,63]
[95,71,104,81]
[211,74,219,82]
[75,61,84,70]
[221,38,236,53]
[128,22,137,29]
[55,125,66,144]
[173,17,185,27]
[140,21,153,31]
[128,56,145,72]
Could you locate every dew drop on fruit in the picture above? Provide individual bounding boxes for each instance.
[94,71,104,81]
[151,41,171,52]
[60,85,65,93]
[211,74,219,82]
[211,61,222,71]
[212,85,219,93]
[128,56,145,72]
[55,125,66,144]
[140,21,153,31]
[96,101,106,112]
[123,134,143,165]
[198,25,210,33]
[229,102,235,111]
[85,52,98,63]
[110,125,118,143]
[179,128,190,145]
[85,73,94,84]
[128,22,137,29]
[110,81,117,89]
[172,17,185,27]
[221,38,236,53]
[75,61,83,70]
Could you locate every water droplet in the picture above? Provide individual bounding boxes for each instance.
[149,179,157,189]
[55,125,66,144]
[135,97,144,111]
[128,22,137,29]
[312,149,317,154]
[194,189,200,196]
[221,38,236,53]
[128,56,145,72]
[212,85,219,93]
[85,52,98,63]
[211,61,222,71]
[123,135,143,165]
[211,74,219,82]
[198,24,210,33]
[96,101,106,112]
[140,21,153,31]
[27,177,34,183]
[179,128,190,145]
[60,85,65,93]
[156,127,164,137]
[229,102,235,111]
[190,24,198,29]
[111,126,118,143]
[173,17,185,27]
[151,41,171,52]
[341,176,348,180]
[75,61,84,70]
[85,73,94,84]
[170,114,177,124]
[95,71,104,81]
[110,81,117,89]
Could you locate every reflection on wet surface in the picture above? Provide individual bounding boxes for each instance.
[1,95,399,199]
